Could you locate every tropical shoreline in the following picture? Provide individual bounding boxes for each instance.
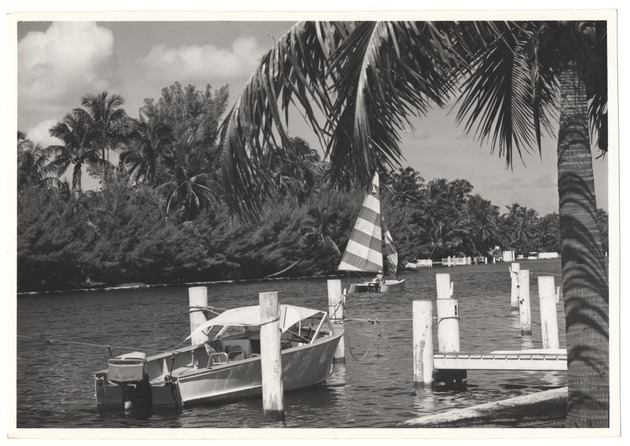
[16,272,347,297]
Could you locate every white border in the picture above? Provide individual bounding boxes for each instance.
[2,2,623,443]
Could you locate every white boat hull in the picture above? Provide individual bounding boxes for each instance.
[96,331,343,408]
[347,279,405,294]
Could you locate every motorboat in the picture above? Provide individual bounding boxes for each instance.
[95,304,343,410]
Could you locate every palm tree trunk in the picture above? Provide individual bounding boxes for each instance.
[102,146,107,187]
[557,63,609,427]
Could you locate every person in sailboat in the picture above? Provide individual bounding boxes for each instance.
[369,269,384,292]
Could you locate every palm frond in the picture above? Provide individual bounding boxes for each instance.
[218,21,342,219]
[325,21,455,184]
[454,22,542,167]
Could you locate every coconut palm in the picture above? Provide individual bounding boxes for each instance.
[119,120,173,186]
[384,166,425,205]
[298,207,341,256]
[48,110,102,191]
[17,135,56,191]
[53,178,96,224]
[159,149,222,222]
[77,92,128,186]
[218,20,609,426]
[466,194,502,255]
[261,137,323,204]
[456,22,609,426]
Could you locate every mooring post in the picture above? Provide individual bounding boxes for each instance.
[327,279,345,363]
[436,273,452,300]
[435,274,460,352]
[412,300,434,386]
[188,286,208,346]
[509,263,520,309]
[436,299,460,352]
[518,270,532,336]
[259,291,285,421]
[538,276,560,349]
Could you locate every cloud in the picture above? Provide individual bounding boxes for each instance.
[25,119,61,147]
[529,172,557,188]
[407,128,429,140]
[141,37,265,83]
[18,22,120,113]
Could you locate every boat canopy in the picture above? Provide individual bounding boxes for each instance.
[186,304,324,341]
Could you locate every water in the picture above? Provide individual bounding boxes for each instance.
[16,260,566,428]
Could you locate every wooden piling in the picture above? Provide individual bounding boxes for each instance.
[259,291,285,421]
[509,263,520,309]
[327,279,345,363]
[188,286,208,346]
[518,270,532,336]
[413,300,434,386]
[538,276,560,349]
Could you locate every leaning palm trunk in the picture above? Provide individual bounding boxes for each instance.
[557,64,609,427]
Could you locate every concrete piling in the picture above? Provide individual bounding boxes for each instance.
[538,276,560,349]
[188,286,208,346]
[509,263,520,309]
[518,270,532,336]
[412,300,434,386]
[327,279,346,363]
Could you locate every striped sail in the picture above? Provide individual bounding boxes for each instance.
[382,217,399,275]
[338,172,396,273]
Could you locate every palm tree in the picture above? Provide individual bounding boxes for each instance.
[535,213,561,252]
[119,120,173,186]
[53,179,96,224]
[17,135,56,191]
[467,194,502,255]
[217,20,609,426]
[261,137,323,204]
[298,207,341,256]
[456,22,609,426]
[77,92,128,186]
[501,203,539,254]
[48,110,102,191]
[384,166,425,205]
[159,149,222,222]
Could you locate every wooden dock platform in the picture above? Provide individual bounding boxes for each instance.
[433,349,567,371]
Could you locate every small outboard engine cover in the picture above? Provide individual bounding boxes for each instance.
[107,351,147,384]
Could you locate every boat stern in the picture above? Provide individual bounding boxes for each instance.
[95,352,182,410]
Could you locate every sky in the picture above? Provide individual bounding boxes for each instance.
[16,19,609,215]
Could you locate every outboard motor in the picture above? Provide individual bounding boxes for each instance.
[107,352,152,414]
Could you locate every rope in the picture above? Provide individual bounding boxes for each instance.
[18,334,163,355]
[188,305,226,315]
[344,317,413,323]
[344,321,380,361]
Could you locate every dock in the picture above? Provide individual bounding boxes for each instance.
[433,349,567,372]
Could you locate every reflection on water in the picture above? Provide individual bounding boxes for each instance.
[16,260,567,428]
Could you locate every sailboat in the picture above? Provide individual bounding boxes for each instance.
[338,172,405,294]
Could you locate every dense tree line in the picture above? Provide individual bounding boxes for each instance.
[17,85,607,292]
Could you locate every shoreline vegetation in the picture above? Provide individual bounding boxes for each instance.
[17,84,608,294]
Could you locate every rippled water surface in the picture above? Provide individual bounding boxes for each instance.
[17,260,566,428]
